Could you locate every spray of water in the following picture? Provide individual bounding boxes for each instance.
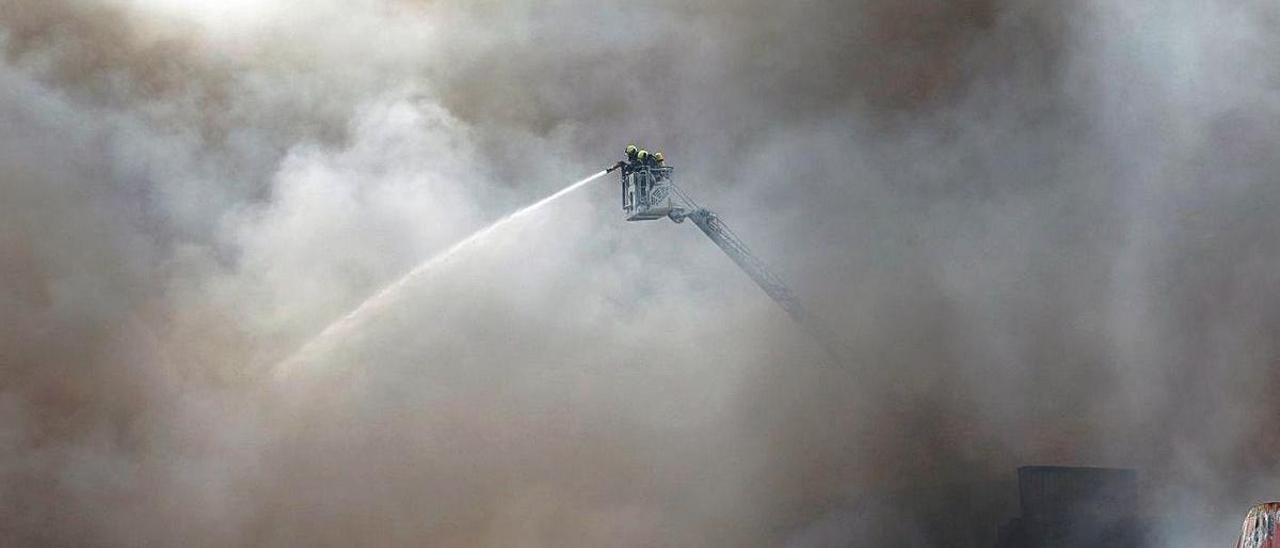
[273,170,609,379]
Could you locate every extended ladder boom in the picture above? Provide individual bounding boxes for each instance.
[618,161,846,362]
[677,208,810,326]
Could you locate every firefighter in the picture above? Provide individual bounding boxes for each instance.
[651,151,666,181]
[616,145,642,208]
[623,144,640,176]
[631,149,651,198]
[609,144,640,176]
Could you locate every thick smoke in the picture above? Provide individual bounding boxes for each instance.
[2,0,1279,546]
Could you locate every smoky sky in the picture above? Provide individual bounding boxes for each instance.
[3,0,1280,546]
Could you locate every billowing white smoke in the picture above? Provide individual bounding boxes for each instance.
[2,0,1279,546]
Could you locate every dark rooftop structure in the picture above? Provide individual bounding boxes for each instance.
[995,466,1147,547]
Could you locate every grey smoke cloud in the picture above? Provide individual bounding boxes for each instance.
[2,0,1279,546]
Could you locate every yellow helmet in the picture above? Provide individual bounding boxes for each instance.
[625,144,638,157]
[637,149,650,162]
[653,152,664,165]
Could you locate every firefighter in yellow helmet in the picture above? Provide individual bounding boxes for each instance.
[651,151,666,181]
[632,150,652,198]
[613,145,644,208]
[611,144,641,175]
